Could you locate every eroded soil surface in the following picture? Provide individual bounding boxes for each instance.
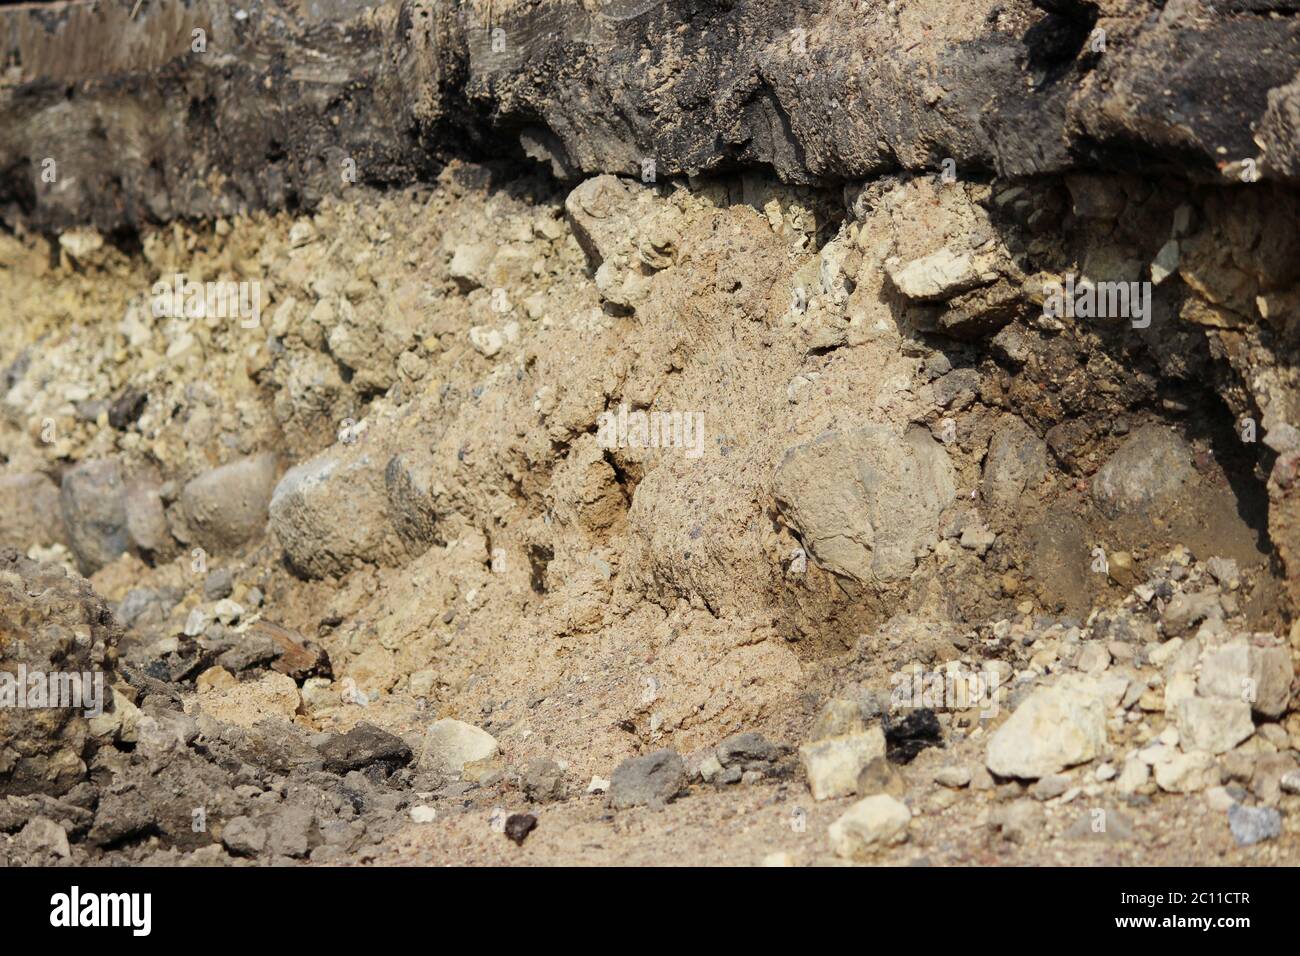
[3,155,1300,866]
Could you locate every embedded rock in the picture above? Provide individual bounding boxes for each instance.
[986,684,1107,780]
[180,454,278,553]
[774,426,956,585]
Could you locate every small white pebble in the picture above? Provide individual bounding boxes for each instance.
[213,599,244,625]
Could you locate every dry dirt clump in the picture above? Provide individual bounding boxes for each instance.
[2,158,1300,866]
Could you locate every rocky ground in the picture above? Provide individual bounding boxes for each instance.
[2,157,1299,866]
[3,0,1300,868]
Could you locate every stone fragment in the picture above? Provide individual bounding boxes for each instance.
[203,568,234,600]
[504,813,538,845]
[18,816,71,859]
[607,748,686,809]
[221,815,267,856]
[521,758,568,803]
[1150,240,1180,284]
[1163,592,1221,634]
[265,803,316,858]
[1206,786,1238,812]
[828,795,911,858]
[318,722,412,773]
[1175,697,1254,755]
[1029,774,1071,801]
[887,248,988,301]
[421,718,499,774]
[122,473,171,555]
[1227,804,1281,847]
[196,666,237,693]
[1248,645,1293,719]
[716,732,778,768]
[800,728,887,800]
[989,800,1043,844]
[934,766,971,789]
[810,698,872,740]
[248,620,330,680]
[213,599,244,625]
[1116,758,1150,795]
[986,684,1107,779]
[1154,751,1220,793]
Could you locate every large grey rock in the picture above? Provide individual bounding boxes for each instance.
[59,458,169,572]
[221,815,268,857]
[1091,425,1195,519]
[269,450,400,579]
[59,458,130,573]
[716,731,778,768]
[181,453,278,552]
[773,426,955,585]
[117,586,181,635]
[203,568,234,600]
[264,802,317,858]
